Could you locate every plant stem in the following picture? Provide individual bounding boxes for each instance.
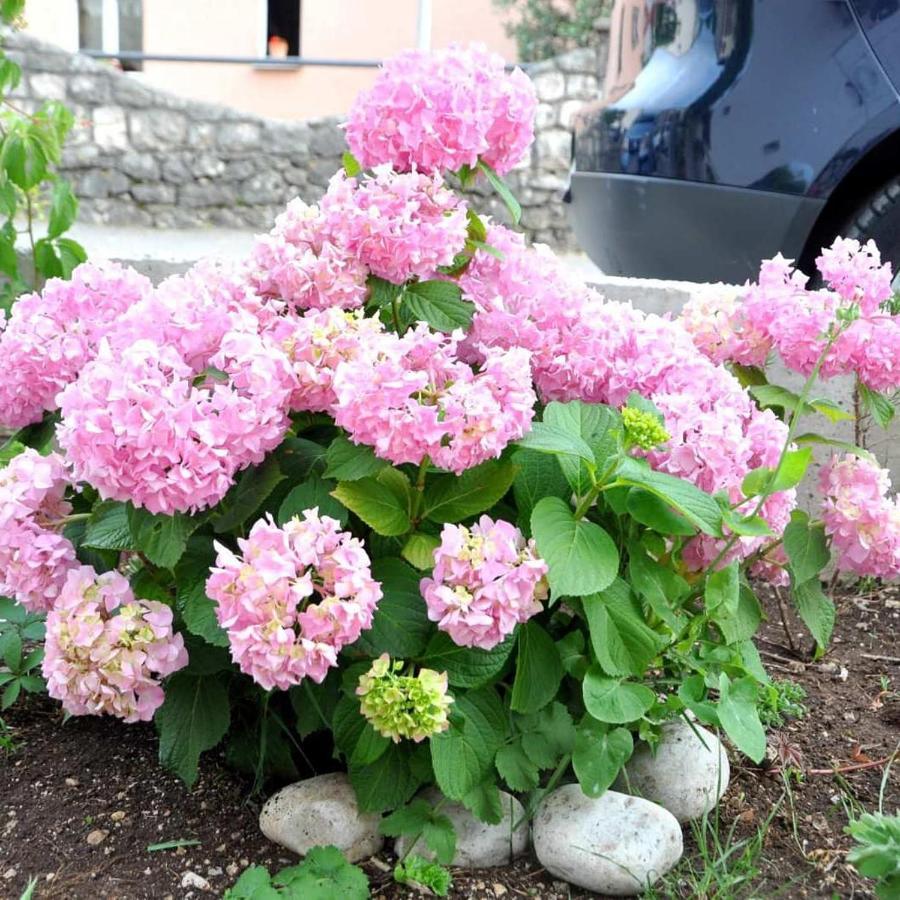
[513,751,572,831]
[410,455,430,525]
[25,191,38,291]
[773,585,797,652]
[391,293,404,336]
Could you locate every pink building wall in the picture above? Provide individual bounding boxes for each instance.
[140,0,518,120]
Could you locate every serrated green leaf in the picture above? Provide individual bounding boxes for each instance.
[83,500,133,551]
[510,622,563,714]
[717,673,765,763]
[350,743,420,813]
[127,505,197,570]
[511,448,570,533]
[496,741,539,791]
[47,179,78,239]
[174,538,229,648]
[783,510,830,583]
[323,436,386,482]
[212,458,284,533]
[421,631,515,688]
[582,667,655,724]
[477,159,521,225]
[333,473,411,535]
[531,496,618,598]
[278,475,348,526]
[402,533,440,570]
[423,459,516,524]
[404,280,475,331]
[792,578,835,652]
[573,718,633,797]
[155,671,230,787]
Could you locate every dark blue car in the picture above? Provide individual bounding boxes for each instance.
[568,0,900,284]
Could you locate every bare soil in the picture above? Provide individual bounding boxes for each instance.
[1,583,898,900]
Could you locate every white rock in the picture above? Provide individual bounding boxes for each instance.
[533,785,683,896]
[394,787,528,868]
[614,720,730,822]
[180,871,211,891]
[259,773,383,862]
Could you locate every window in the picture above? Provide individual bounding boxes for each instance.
[78,0,143,70]
[266,0,300,58]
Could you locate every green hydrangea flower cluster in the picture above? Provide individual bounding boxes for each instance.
[621,406,671,450]
[356,654,453,743]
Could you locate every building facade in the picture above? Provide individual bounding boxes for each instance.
[21,0,518,119]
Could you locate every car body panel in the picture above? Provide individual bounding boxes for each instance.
[570,0,900,279]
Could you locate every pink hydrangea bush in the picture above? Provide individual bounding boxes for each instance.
[1,42,897,830]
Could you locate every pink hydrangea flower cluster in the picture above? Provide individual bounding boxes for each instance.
[816,237,894,315]
[266,307,386,413]
[206,511,382,690]
[0,449,77,612]
[680,242,900,392]
[0,262,151,427]
[42,565,188,722]
[251,198,369,312]
[820,454,900,580]
[320,168,469,284]
[420,516,548,649]
[332,324,536,474]
[345,43,536,175]
[57,334,295,515]
[458,226,794,574]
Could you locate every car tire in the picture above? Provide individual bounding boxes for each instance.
[842,176,900,286]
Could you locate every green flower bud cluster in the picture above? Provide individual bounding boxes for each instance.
[621,406,671,450]
[356,654,453,743]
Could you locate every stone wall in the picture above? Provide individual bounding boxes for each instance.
[4,29,607,245]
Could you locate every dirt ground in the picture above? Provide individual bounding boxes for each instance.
[1,583,898,900]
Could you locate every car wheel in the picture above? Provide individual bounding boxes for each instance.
[843,176,900,290]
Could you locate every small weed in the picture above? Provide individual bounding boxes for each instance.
[0,715,18,755]
[759,679,808,728]
[647,792,789,899]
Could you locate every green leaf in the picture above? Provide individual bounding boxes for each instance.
[33,237,62,279]
[155,671,231,787]
[714,581,763,645]
[342,150,362,177]
[462,778,504,825]
[583,583,665,678]
[517,422,596,467]
[274,845,370,900]
[615,457,722,536]
[859,383,896,429]
[402,533,441,570]
[496,741,539,791]
[704,562,740,618]
[333,473,411,536]
[792,578,835,651]
[212,458,284,533]
[627,544,690,630]
[477,159,521,225]
[519,701,576,765]
[366,274,404,309]
[423,459,516,524]
[750,384,853,422]
[54,237,88,279]
[717,673,766,763]
[333,696,390,766]
[1,129,48,190]
[0,57,21,94]
[421,631,515,688]
[510,622,563,714]
[405,280,475,331]
[431,689,505,801]
[174,538,229,648]
[83,500,134,551]
[278,475,348,526]
[582,667,655,724]
[350,743,420,813]
[794,432,871,457]
[678,674,719,726]
[355,558,433,658]
[531,497,618,598]
[0,236,17,279]
[543,400,620,493]
[127,505,197,570]
[511,449,570,531]
[323,436,386,482]
[742,449,812,497]
[783,510,830,583]
[573,718,633,797]
[626,488,695,535]
[47,179,78,239]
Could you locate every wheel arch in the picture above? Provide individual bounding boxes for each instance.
[797,128,900,274]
